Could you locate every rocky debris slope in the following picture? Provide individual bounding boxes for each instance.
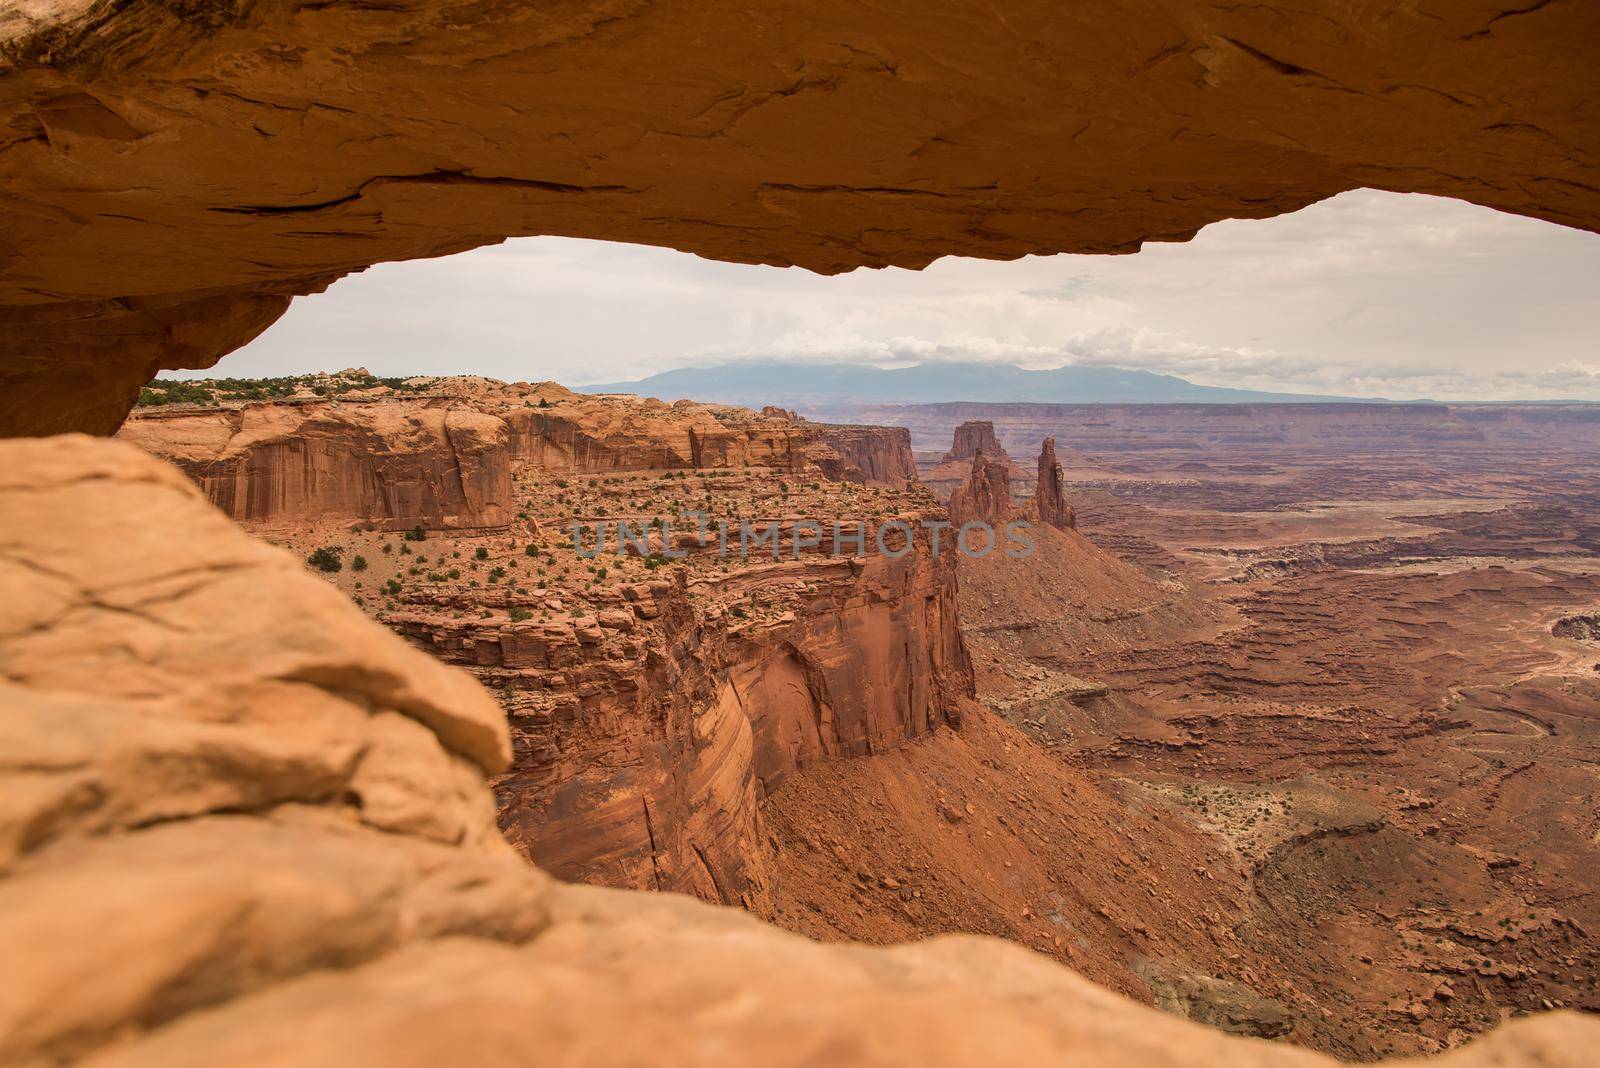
[5,433,1597,1067]
[4,3,1599,434]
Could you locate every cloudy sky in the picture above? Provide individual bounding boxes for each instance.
[212,189,1600,401]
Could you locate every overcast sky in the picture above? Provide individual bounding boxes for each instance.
[208,189,1600,401]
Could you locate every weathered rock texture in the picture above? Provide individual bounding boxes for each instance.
[478,542,972,908]
[1031,437,1075,530]
[806,424,917,486]
[3,2,1599,434]
[948,450,1013,528]
[116,379,872,529]
[943,421,1007,464]
[118,400,515,532]
[5,434,1597,1067]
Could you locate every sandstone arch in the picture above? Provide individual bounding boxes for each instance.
[3,1,1598,435]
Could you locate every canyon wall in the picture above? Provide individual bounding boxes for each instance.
[806,424,918,486]
[502,402,811,473]
[4,3,1598,434]
[118,401,514,532]
[394,528,972,907]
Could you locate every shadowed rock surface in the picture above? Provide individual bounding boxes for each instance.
[1032,437,1075,530]
[3,2,1599,434]
[5,433,1598,1066]
[948,450,1013,528]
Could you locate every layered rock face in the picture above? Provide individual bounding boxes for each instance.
[806,424,918,486]
[463,540,969,906]
[948,451,1013,528]
[4,3,1598,434]
[116,379,853,530]
[942,421,1008,464]
[118,401,515,532]
[1032,437,1075,530]
[6,435,1597,1068]
[501,390,812,473]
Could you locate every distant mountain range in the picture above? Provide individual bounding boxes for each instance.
[579,361,1375,407]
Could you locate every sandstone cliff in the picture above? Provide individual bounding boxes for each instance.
[942,421,1008,464]
[4,4,1597,434]
[393,511,972,907]
[806,423,918,486]
[948,451,1014,528]
[1032,437,1075,530]
[4,435,1595,1067]
[501,397,811,472]
[118,401,514,533]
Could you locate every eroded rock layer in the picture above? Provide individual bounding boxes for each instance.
[118,375,906,530]
[3,2,1599,434]
[948,450,1013,528]
[117,401,516,533]
[806,424,918,486]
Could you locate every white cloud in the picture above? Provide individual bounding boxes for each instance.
[209,189,1600,401]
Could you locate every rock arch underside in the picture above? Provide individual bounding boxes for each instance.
[4,3,1600,1066]
[3,0,1599,435]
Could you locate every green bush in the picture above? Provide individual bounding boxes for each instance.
[404,525,427,542]
[509,606,532,623]
[306,547,342,573]
[475,546,489,560]
[351,554,368,572]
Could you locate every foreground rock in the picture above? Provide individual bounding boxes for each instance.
[4,434,1596,1066]
[4,5,1598,434]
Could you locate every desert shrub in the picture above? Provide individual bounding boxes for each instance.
[351,554,368,572]
[385,578,403,595]
[475,546,489,561]
[509,606,532,623]
[306,547,342,573]
[525,544,539,557]
[404,524,427,541]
